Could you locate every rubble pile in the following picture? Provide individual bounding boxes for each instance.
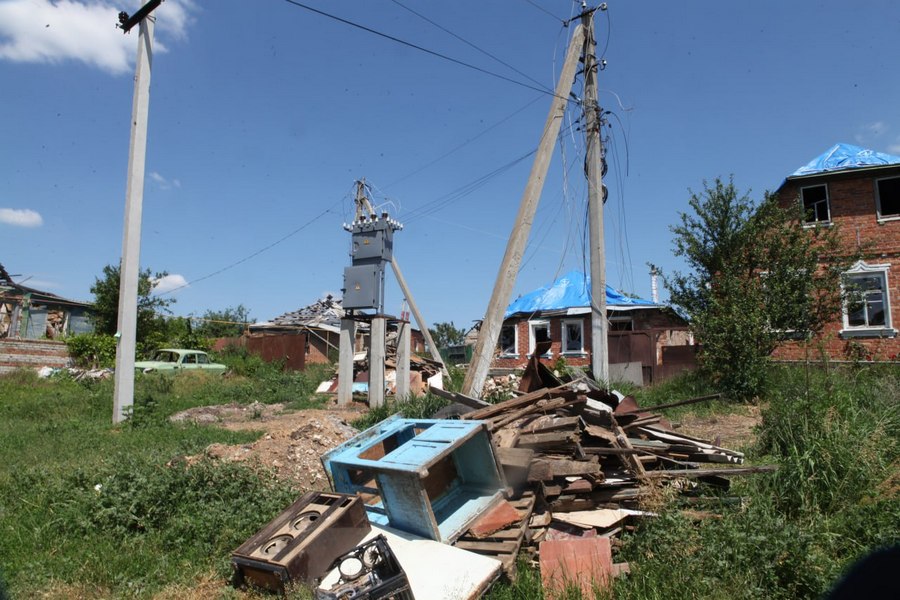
[448,381,766,587]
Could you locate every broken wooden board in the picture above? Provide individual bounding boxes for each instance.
[468,499,523,539]
[528,458,602,482]
[551,508,652,530]
[539,537,613,599]
[453,493,536,579]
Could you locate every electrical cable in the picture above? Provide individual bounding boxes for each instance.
[157,203,339,296]
[520,0,566,24]
[389,0,553,94]
[383,95,544,189]
[277,0,574,103]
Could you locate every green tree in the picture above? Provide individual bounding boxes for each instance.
[665,177,848,400]
[428,321,467,350]
[193,305,253,338]
[89,264,175,346]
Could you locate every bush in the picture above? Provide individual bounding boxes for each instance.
[65,333,117,368]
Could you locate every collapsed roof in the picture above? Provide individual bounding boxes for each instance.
[253,295,345,333]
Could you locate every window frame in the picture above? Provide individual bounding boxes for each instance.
[528,319,552,357]
[498,323,519,358]
[875,176,900,222]
[561,318,586,355]
[800,183,831,227]
[840,261,896,338]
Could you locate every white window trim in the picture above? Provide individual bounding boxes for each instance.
[498,323,519,358]
[561,318,586,355]
[800,183,831,227]
[840,260,897,338]
[528,320,552,357]
[875,176,900,223]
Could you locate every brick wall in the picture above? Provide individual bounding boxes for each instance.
[773,171,900,361]
[493,310,692,371]
[0,338,71,374]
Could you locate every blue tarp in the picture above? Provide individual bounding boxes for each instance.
[791,143,900,177]
[505,270,656,317]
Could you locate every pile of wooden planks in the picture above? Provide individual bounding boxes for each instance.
[445,382,773,589]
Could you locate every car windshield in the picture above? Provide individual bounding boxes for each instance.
[151,351,179,363]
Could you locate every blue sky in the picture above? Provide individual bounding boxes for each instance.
[2,0,899,330]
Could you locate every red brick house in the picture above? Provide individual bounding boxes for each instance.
[773,143,900,361]
[491,270,693,383]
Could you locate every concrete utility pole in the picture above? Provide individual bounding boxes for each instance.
[582,8,610,385]
[113,2,160,424]
[462,24,586,398]
[390,258,447,375]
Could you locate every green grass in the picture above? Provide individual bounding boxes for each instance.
[2,364,897,599]
[486,366,899,600]
[0,367,327,598]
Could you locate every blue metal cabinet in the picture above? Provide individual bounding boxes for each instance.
[321,416,507,543]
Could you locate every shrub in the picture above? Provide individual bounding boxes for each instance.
[65,333,117,368]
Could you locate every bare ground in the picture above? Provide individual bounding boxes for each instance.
[170,400,367,491]
[673,404,763,451]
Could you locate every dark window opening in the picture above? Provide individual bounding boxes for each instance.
[877,177,900,218]
[801,185,830,223]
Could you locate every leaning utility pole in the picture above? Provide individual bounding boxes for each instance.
[582,8,610,384]
[462,24,586,398]
[112,0,163,424]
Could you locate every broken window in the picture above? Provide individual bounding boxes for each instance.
[499,324,518,356]
[876,176,900,220]
[528,320,551,356]
[562,319,584,354]
[842,263,893,334]
[801,184,830,224]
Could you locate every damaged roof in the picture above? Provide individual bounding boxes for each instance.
[254,295,345,332]
[0,262,92,308]
[788,143,900,178]
[506,270,658,317]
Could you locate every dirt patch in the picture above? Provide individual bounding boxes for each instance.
[673,404,762,451]
[172,401,367,491]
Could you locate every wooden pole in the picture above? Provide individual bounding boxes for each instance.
[582,11,609,385]
[113,16,154,424]
[462,24,586,398]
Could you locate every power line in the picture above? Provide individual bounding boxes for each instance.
[157,204,338,296]
[277,0,573,102]
[389,0,553,94]
[383,95,544,189]
[520,0,566,24]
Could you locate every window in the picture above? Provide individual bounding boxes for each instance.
[801,184,830,225]
[528,320,551,356]
[197,353,209,364]
[841,261,895,337]
[498,324,518,356]
[562,319,584,354]
[182,353,197,364]
[876,176,900,220]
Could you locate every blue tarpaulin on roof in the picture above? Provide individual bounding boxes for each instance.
[791,143,900,177]
[505,270,656,317]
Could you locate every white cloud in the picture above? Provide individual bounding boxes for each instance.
[151,273,188,294]
[0,0,196,75]
[854,121,890,145]
[149,171,181,190]
[0,208,43,227]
